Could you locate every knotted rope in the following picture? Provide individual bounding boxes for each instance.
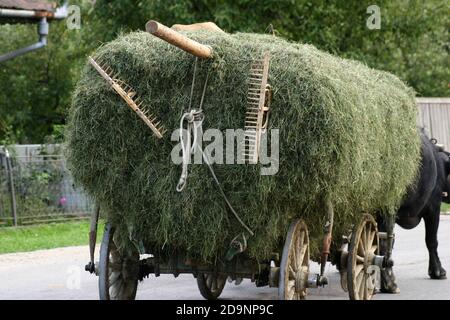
[176,109,204,192]
[176,58,254,254]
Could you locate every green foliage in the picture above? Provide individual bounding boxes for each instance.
[13,160,65,219]
[89,0,449,96]
[0,0,448,143]
[0,146,66,224]
[67,31,421,261]
[0,0,90,143]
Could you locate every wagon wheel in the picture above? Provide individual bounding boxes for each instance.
[99,223,139,300]
[279,219,310,300]
[196,273,227,300]
[347,214,379,300]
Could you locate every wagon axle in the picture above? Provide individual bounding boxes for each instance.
[134,255,268,281]
[269,268,326,289]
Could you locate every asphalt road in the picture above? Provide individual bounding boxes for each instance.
[1,216,449,300]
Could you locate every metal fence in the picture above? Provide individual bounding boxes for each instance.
[0,146,94,226]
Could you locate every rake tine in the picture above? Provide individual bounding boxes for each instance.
[244,52,270,164]
[88,56,165,139]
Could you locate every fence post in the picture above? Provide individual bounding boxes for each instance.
[5,149,18,226]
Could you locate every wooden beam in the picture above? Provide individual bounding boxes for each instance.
[145,20,213,59]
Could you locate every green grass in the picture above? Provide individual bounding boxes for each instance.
[0,220,104,254]
[441,203,450,214]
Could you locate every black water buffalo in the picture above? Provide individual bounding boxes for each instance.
[377,130,449,293]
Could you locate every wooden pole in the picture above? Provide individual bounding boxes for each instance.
[145,20,213,59]
[320,198,334,277]
[5,149,17,226]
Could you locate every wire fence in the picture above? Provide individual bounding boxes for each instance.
[0,147,94,226]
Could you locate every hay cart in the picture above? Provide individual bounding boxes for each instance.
[82,21,395,300]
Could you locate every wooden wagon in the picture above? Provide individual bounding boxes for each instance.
[86,203,393,300]
[83,21,396,301]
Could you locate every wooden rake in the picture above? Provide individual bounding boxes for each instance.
[88,56,166,139]
[243,53,271,164]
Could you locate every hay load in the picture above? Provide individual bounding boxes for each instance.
[66,29,421,261]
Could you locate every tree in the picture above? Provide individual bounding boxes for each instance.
[0,0,89,144]
[0,0,448,143]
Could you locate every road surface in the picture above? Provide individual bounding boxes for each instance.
[1,216,449,300]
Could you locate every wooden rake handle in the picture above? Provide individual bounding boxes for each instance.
[145,20,213,59]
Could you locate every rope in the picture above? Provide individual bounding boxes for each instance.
[176,59,254,236]
[176,112,254,236]
[199,145,254,236]
[176,109,204,192]
[176,60,208,192]
[187,58,198,111]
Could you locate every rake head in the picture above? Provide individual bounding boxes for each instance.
[243,52,271,164]
[88,56,166,139]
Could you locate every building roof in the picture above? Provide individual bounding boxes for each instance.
[0,0,56,12]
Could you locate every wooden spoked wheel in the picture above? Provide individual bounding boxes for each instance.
[279,219,310,300]
[196,273,227,300]
[99,223,139,300]
[347,214,379,300]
